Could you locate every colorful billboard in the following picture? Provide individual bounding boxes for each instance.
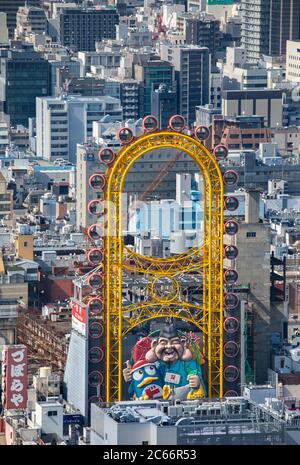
[1,345,28,410]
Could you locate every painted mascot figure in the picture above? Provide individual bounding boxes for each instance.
[123,319,207,401]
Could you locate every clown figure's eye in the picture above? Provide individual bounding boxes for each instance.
[144,365,156,376]
[132,369,144,381]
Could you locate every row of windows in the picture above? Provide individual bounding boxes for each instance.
[228,143,260,149]
[229,133,266,139]
[287,72,300,77]
[51,128,67,133]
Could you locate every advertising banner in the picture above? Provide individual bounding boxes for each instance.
[72,301,87,336]
[1,345,28,410]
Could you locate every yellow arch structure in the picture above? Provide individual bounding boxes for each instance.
[103,131,224,402]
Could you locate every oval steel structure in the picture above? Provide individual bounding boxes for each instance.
[101,130,224,402]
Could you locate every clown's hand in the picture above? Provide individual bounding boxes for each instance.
[123,360,132,382]
[162,384,171,400]
[187,374,200,389]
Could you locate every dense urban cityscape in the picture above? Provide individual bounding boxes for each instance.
[0,0,300,449]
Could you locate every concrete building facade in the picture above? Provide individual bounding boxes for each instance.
[241,0,270,62]
[0,172,12,221]
[134,58,174,118]
[286,40,300,82]
[222,89,283,128]
[15,5,47,40]
[160,44,210,125]
[59,7,119,52]
[36,95,122,163]
[225,190,272,384]
[0,0,41,38]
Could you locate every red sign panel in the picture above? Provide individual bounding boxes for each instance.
[1,345,28,410]
[71,301,87,335]
[72,302,86,323]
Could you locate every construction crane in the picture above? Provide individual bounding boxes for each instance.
[127,149,185,228]
[139,150,183,202]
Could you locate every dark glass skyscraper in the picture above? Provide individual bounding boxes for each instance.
[0,46,50,126]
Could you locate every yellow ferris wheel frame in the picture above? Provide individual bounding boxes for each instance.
[103,130,224,402]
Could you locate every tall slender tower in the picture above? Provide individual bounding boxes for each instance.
[242,0,300,61]
[241,0,270,62]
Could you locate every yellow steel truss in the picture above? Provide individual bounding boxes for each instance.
[103,131,224,402]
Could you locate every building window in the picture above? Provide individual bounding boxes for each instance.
[246,232,256,238]
[48,410,58,417]
[24,242,28,247]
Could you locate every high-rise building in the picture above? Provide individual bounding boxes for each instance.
[241,0,270,62]
[151,84,178,130]
[105,78,140,121]
[269,0,300,57]
[225,189,272,384]
[178,13,220,63]
[0,0,41,38]
[59,7,119,52]
[0,45,50,126]
[241,0,300,61]
[15,5,47,40]
[36,95,122,162]
[134,57,174,118]
[160,44,210,125]
[286,40,300,82]
[64,288,104,422]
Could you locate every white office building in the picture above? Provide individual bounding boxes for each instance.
[286,40,300,83]
[36,95,123,162]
